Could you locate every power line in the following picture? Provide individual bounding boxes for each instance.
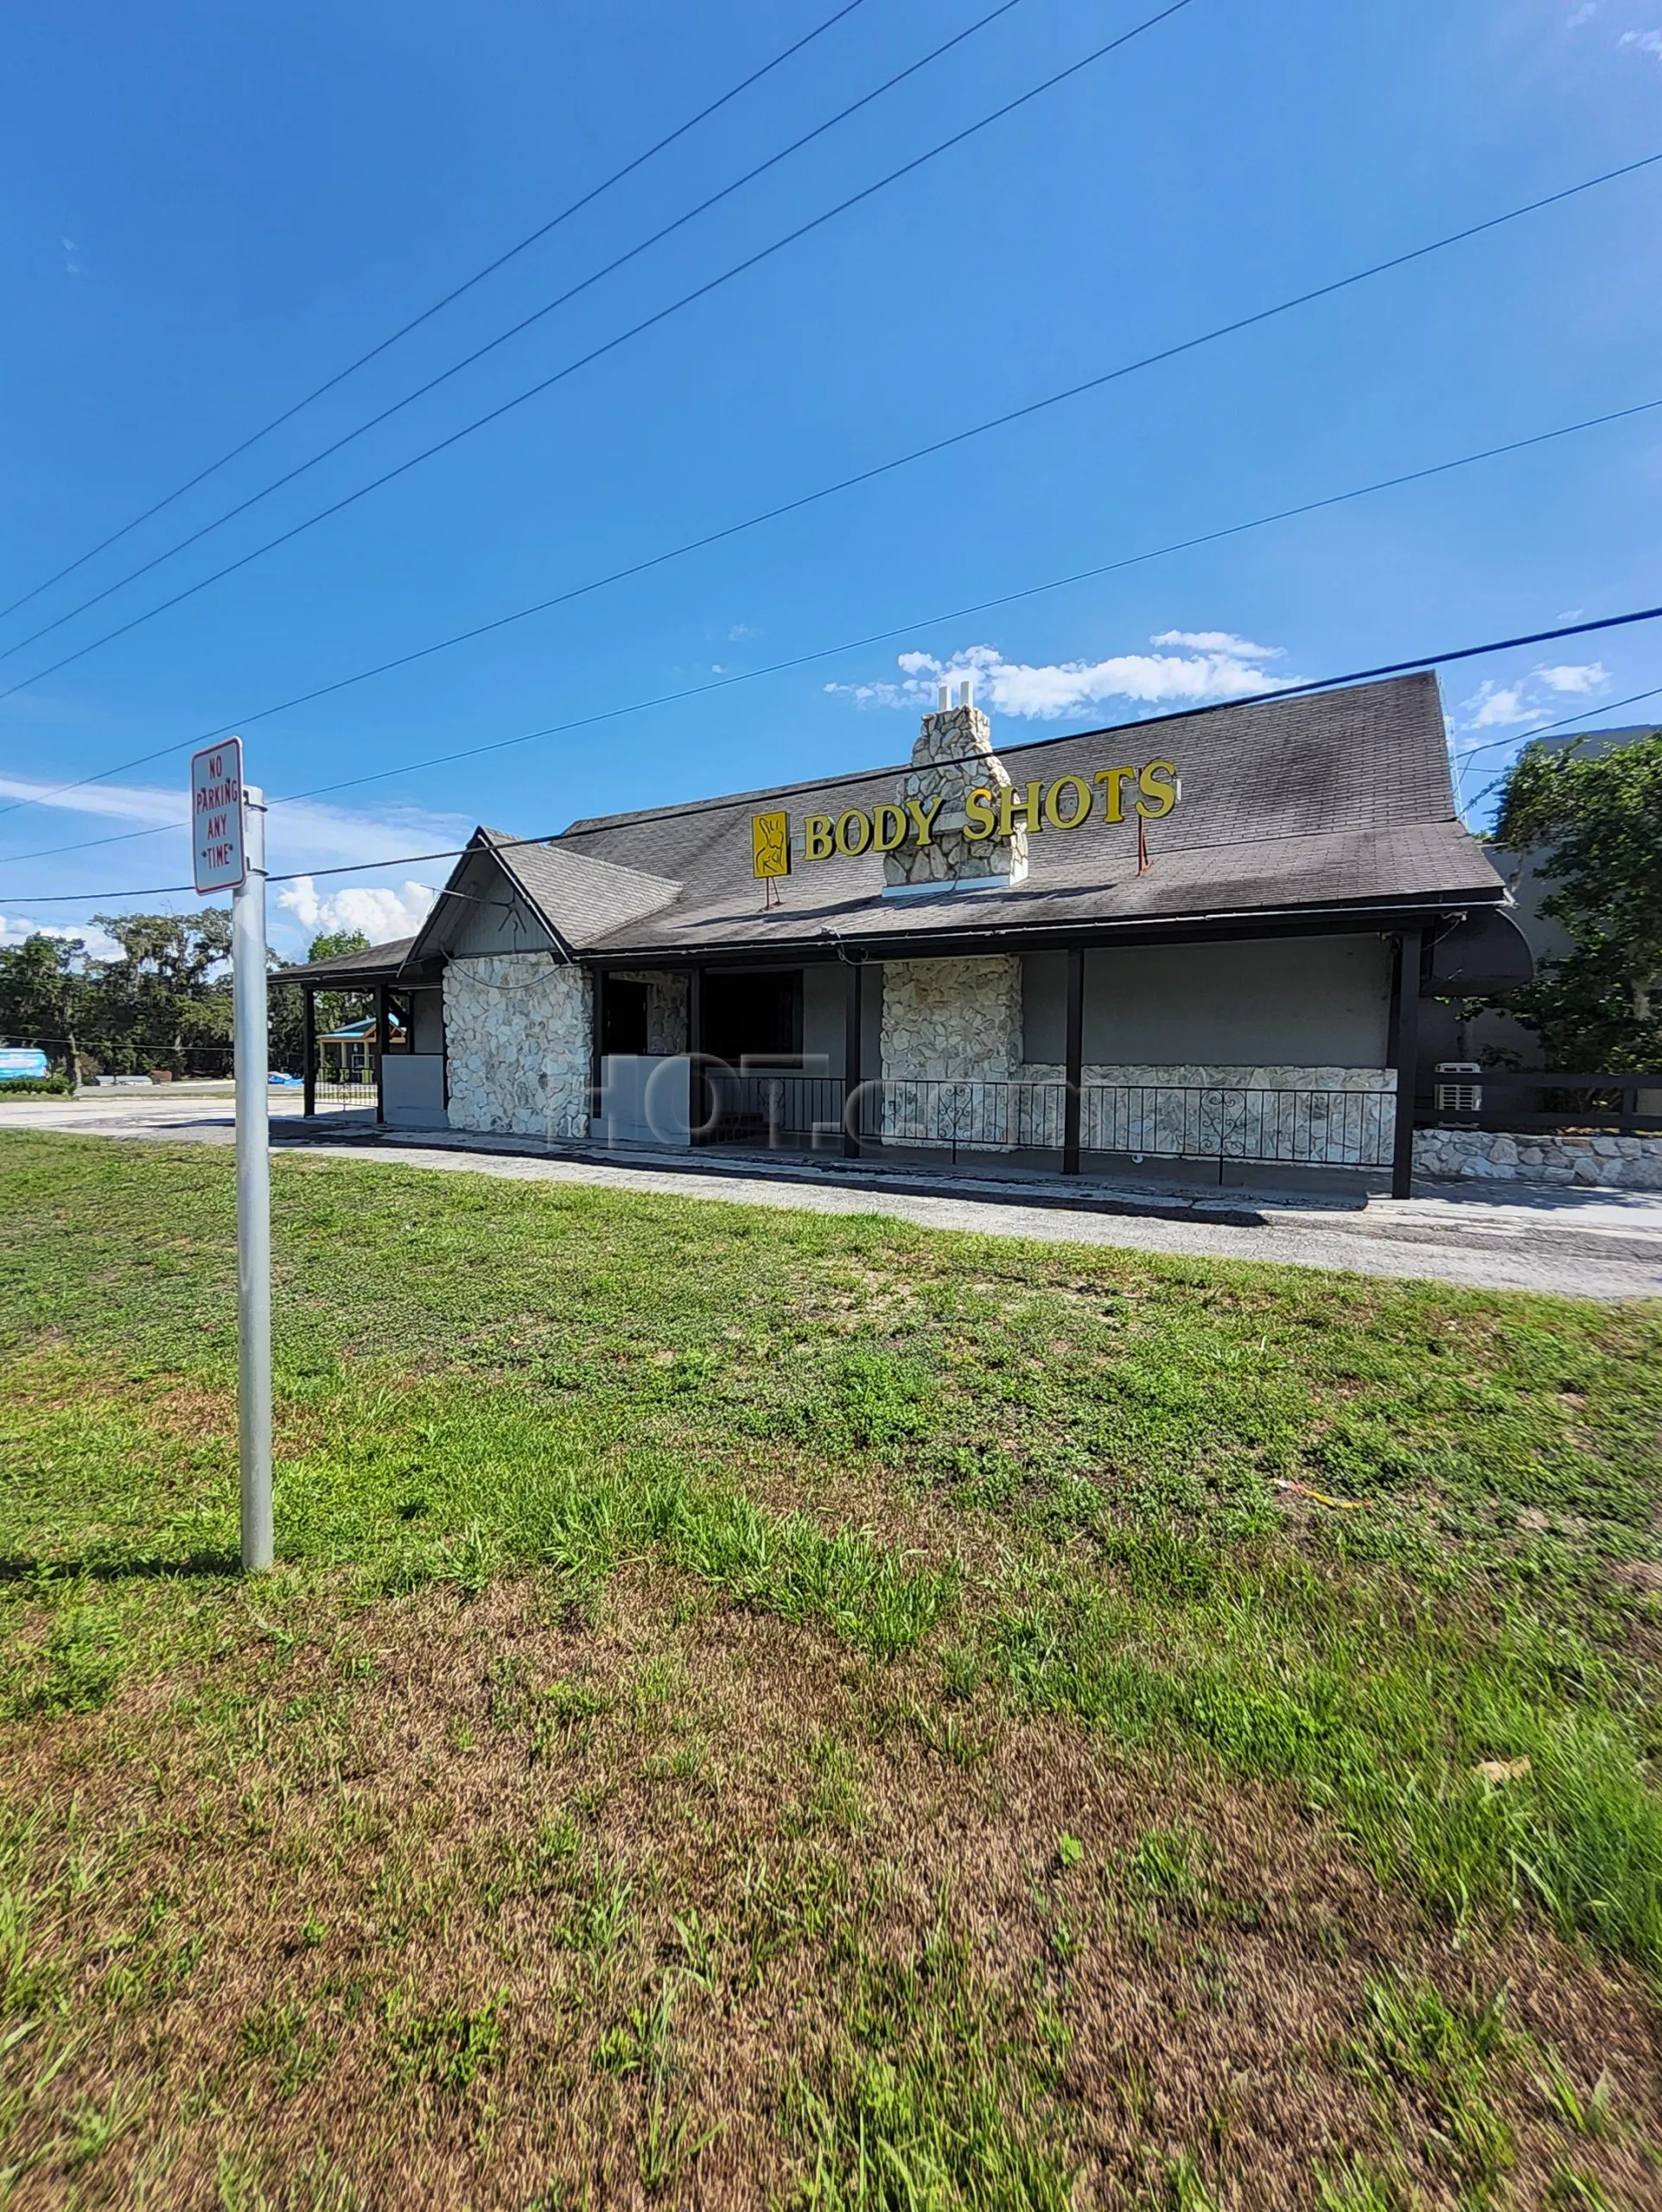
[1451,683,1662,811]
[5,125,1658,851]
[1452,683,1662,767]
[0,0,1035,666]
[0,2,1302,715]
[6,389,1655,862]
[0,0,873,627]
[8,600,1662,905]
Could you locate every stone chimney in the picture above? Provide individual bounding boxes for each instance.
[884,678,1029,891]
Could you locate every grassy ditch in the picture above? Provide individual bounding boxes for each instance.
[1,1131,1659,2208]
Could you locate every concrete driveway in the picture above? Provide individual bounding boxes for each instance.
[4,1088,1660,1300]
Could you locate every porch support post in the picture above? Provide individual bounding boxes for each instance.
[589,967,606,1138]
[374,982,389,1128]
[843,961,863,1160]
[687,965,704,1147]
[1387,927,1423,1199]
[1062,945,1085,1176]
[302,986,316,1118]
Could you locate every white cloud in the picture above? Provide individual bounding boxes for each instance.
[0,769,468,867]
[827,632,1297,720]
[0,772,183,829]
[0,915,123,959]
[1460,682,1534,731]
[1619,25,1662,50]
[1455,662,1610,733]
[1535,661,1610,695]
[1147,629,1283,660]
[276,878,439,944]
[0,771,468,957]
[1567,2,1596,22]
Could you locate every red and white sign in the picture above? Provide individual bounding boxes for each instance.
[191,738,246,893]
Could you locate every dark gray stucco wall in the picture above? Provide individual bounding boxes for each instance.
[801,960,884,1077]
[1022,935,1392,1066]
[409,988,445,1054]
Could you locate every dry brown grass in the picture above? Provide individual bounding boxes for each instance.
[3,1573,1659,2211]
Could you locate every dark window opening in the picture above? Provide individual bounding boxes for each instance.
[602,978,651,1056]
[702,969,802,1065]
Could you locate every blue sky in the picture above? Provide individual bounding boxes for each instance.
[2,0,1659,958]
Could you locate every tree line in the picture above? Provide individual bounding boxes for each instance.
[0,918,372,1082]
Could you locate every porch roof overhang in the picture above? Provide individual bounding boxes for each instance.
[271,938,445,988]
[576,887,1506,976]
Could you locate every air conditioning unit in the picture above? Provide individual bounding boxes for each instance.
[1435,1061,1483,1115]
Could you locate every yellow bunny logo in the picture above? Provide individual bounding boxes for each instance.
[751,811,790,880]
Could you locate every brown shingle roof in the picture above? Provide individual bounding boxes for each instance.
[273,673,1504,980]
[557,672,1501,957]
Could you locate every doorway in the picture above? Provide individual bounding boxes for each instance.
[602,977,651,1056]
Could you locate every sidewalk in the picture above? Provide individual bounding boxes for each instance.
[3,1090,1660,1299]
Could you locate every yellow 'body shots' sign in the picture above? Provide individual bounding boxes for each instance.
[751,760,1177,875]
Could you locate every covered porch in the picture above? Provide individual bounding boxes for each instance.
[586,920,1432,1195]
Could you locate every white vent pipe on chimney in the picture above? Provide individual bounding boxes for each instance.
[958,677,974,709]
[936,683,951,710]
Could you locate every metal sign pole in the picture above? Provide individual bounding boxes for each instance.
[232,784,273,1572]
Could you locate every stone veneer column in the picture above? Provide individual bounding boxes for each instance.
[442,954,592,1139]
[881,956,1023,1079]
[879,954,1024,1149]
[884,701,1028,889]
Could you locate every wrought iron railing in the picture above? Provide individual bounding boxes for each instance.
[313,1050,377,1109]
[703,1071,847,1148]
[695,1072,1392,1170]
[1081,1083,1392,1168]
[856,1077,1067,1158]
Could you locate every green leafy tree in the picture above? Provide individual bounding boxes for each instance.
[1493,731,1662,1069]
[0,933,92,1077]
[86,911,234,1074]
[308,929,371,964]
[306,929,373,1060]
[266,931,373,1077]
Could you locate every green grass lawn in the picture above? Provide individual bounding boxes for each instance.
[2,1129,1660,2210]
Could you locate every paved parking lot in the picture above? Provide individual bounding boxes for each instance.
[4,1088,1661,1300]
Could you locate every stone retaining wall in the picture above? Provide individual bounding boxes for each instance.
[1413,1127,1662,1190]
[443,954,591,1139]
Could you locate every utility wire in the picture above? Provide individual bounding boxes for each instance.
[0,0,1035,664]
[4,379,1659,842]
[1452,683,1662,766]
[1451,683,1662,811]
[9,600,1662,904]
[5,401,1660,864]
[0,2,1212,708]
[0,0,872,626]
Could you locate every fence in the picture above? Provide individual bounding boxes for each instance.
[1419,1071,1662,1135]
[1079,1083,1392,1168]
[313,1052,377,1109]
[697,1072,1393,1172]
